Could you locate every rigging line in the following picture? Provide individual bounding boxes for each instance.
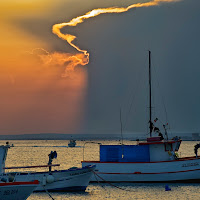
[42,185,55,200]
[120,60,143,131]
[122,55,148,132]
[151,55,170,128]
[120,78,137,131]
[93,173,106,190]
[152,56,172,137]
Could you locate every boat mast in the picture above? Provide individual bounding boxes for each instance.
[149,50,152,137]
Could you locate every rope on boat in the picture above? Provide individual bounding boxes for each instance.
[91,169,131,192]
[42,185,55,200]
[93,170,106,190]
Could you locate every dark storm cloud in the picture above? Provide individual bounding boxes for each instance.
[84,0,200,135]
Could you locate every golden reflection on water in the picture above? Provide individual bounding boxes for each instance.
[1,140,200,200]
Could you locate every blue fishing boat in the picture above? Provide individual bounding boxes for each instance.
[82,51,200,182]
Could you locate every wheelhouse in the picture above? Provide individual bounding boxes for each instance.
[99,137,182,163]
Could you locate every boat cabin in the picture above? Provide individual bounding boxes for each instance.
[99,137,182,163]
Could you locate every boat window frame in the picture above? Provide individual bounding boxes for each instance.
[164,143,173,151]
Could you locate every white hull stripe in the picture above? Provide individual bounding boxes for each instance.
[97,168,200,175]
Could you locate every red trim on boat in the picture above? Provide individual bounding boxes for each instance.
[0,180,39,186]
[97,168,200,175]
[139,140,182,145]
[82,156,198,164]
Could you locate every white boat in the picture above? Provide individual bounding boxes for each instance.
[0,180,39,200]
[3,165,95,192]
[82,51,200,183]
[0,143,95,192]
[68,139,76,147]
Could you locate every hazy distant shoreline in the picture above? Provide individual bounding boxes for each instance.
[0,133,197,141]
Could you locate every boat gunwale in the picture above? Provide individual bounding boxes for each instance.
[138,139,182,145]
[1,165,96,175]
[82,156,200,164]
[0,180,39,186]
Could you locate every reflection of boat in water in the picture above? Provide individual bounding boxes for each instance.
[0,143,95,192]
[82,51,200,183]
[68,139,76,147]
[0,180,39,200]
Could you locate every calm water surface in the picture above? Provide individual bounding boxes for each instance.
[1,140,200,200]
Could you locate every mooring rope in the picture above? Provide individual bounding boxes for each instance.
[91,170,131,192]
[93,171,106,190]
[42,185,55,200]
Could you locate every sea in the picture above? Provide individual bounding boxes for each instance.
[1,140,200,200]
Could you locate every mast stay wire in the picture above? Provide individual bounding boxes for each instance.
[121,53,149,135]
[120,51,170,138]
[151,54,171,135]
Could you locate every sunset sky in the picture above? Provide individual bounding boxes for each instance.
[0,0,200,136]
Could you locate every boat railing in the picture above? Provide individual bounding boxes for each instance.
[4,164,60,170]
[82,142,101,161]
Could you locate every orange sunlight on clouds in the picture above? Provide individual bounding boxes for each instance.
[0,0,88,134]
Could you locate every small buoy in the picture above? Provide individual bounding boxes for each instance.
[46,175,55,183]
[165,184,171,191]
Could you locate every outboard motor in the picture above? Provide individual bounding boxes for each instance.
[194,143,200,158]
[48,151,57,172]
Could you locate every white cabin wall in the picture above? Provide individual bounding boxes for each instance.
[149,144,171,162]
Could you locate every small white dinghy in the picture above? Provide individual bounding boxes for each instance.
[0,143,95,192]
[0,180,39,200]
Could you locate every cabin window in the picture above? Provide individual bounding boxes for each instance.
[164,143,173,151]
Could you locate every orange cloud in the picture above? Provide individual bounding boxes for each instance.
[51,0,180,76]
